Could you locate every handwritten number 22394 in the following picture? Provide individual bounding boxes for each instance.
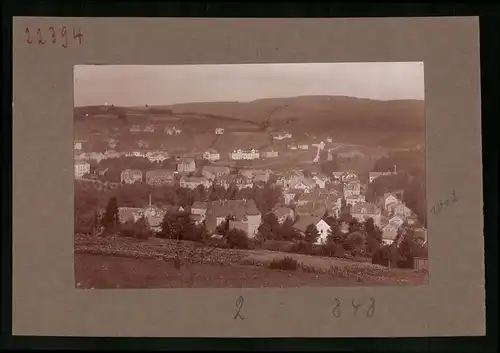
[25,27,83,47]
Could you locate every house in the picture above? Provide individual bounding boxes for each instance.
[379,192,400,211]
[388,215,405,228]
[261,148,279,158]
[288,144,298,150]
[120,169,143,184]
[205,199,262,237]
[88,152,105,162]
[233,175,254,190]
[125,151,146,158]
[312,175,329,189]
[137,140,149,149]
[239,169,271,183]
[180,176,212,190]
[295,202,327,218]
[345,194,366,207]
[74,140,85,151]
[202,149,221,162]
[130,125,141,133]
[74,161,90,178]
[326,137,333,143]
[216,174,236,190]
[414,227,428,246]
[229,149,260,160]
[350,202,382,227]
[106,138,118,149]
[283,189,302,205]
[343,180,361,197]
[202,166,231,180]
[215,127,224,135]
[165,126,182,135]
[297,144,309,150]
[118,207,144,223]
[104,150,121,159]
[325,194,343,218]
[176,158,196,173]
[143,205,167,233]
[388,202,413,218]
[190,201,208,223]
[331,172,345,181]
[289,178,317,193]
[296,189,327,206]
[271,207,295,224]
[144,124,155,132]
[293,216,331,245]
[146,151,170,163]
[271,132,292,140]
[381,222,399,245]
[369,166,397,183]
[145,169,175,186]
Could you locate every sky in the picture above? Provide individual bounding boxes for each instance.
[73,62,425,107]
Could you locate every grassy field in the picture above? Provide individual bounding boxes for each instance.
[74,236,428,289]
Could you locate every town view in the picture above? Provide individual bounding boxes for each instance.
[74,63,428,288]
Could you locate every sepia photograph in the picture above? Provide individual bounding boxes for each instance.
[73,62,428,289]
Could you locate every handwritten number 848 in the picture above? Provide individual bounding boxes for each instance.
[25,27,83,47]
[332,298,375,318]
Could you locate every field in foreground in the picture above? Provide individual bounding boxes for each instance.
[74,236,428,289]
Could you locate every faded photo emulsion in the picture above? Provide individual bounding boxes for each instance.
[73,62,428,289]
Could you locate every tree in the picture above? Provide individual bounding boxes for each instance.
[278,217,299,241]
[344,231,366,256]
[101,197,119,234]
[304,224,320,244]
[348,218,361,233]
[214,215,235,237]
[193,184,206,203]
[364,217,383,256]
[134,216,152,240]
[226,183,238,200]
[257,212,281,242]
[160,210,194,240]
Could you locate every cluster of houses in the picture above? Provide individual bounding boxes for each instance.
[86,160,426,248]
[128,124,182,135]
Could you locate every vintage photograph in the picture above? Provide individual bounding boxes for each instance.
[73,62,428,289]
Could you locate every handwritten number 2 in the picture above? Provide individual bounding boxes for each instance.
[234,296,244,320]
[25,28,32,44]
[49,27,56,43]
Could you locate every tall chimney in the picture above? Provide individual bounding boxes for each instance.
[149,193,152,207]
[394,164,397,173]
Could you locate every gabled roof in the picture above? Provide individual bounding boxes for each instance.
[272,207,294,220]
[208,199,261,219]
[293,216,326,233]
[191,201,208,210]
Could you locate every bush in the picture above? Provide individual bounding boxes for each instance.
[321,241,338,257]
[372,246,390,267]
[268,257,298,271]
[290,240,314,255]
[226,229,249,249]
[262,240,295,252]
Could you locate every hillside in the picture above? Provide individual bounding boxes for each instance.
[74,95,425,148]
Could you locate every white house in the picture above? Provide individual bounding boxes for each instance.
[271,132,292,140]
[203,149,221,162]
[215,128,224,135]
[176,158,196,173]
[165,126,182,135]
[146,151,170,163]
[262,149,279,158]
[180,176,212,190]
[130,125,141,133]
[74,161,90,178]
[74,141,83,151]
[229,149,260,160]
[293,216,332,245]
[144,124,155,132]
[369,166,397,183]
[298,144,309,150]
[345,194,366,207]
